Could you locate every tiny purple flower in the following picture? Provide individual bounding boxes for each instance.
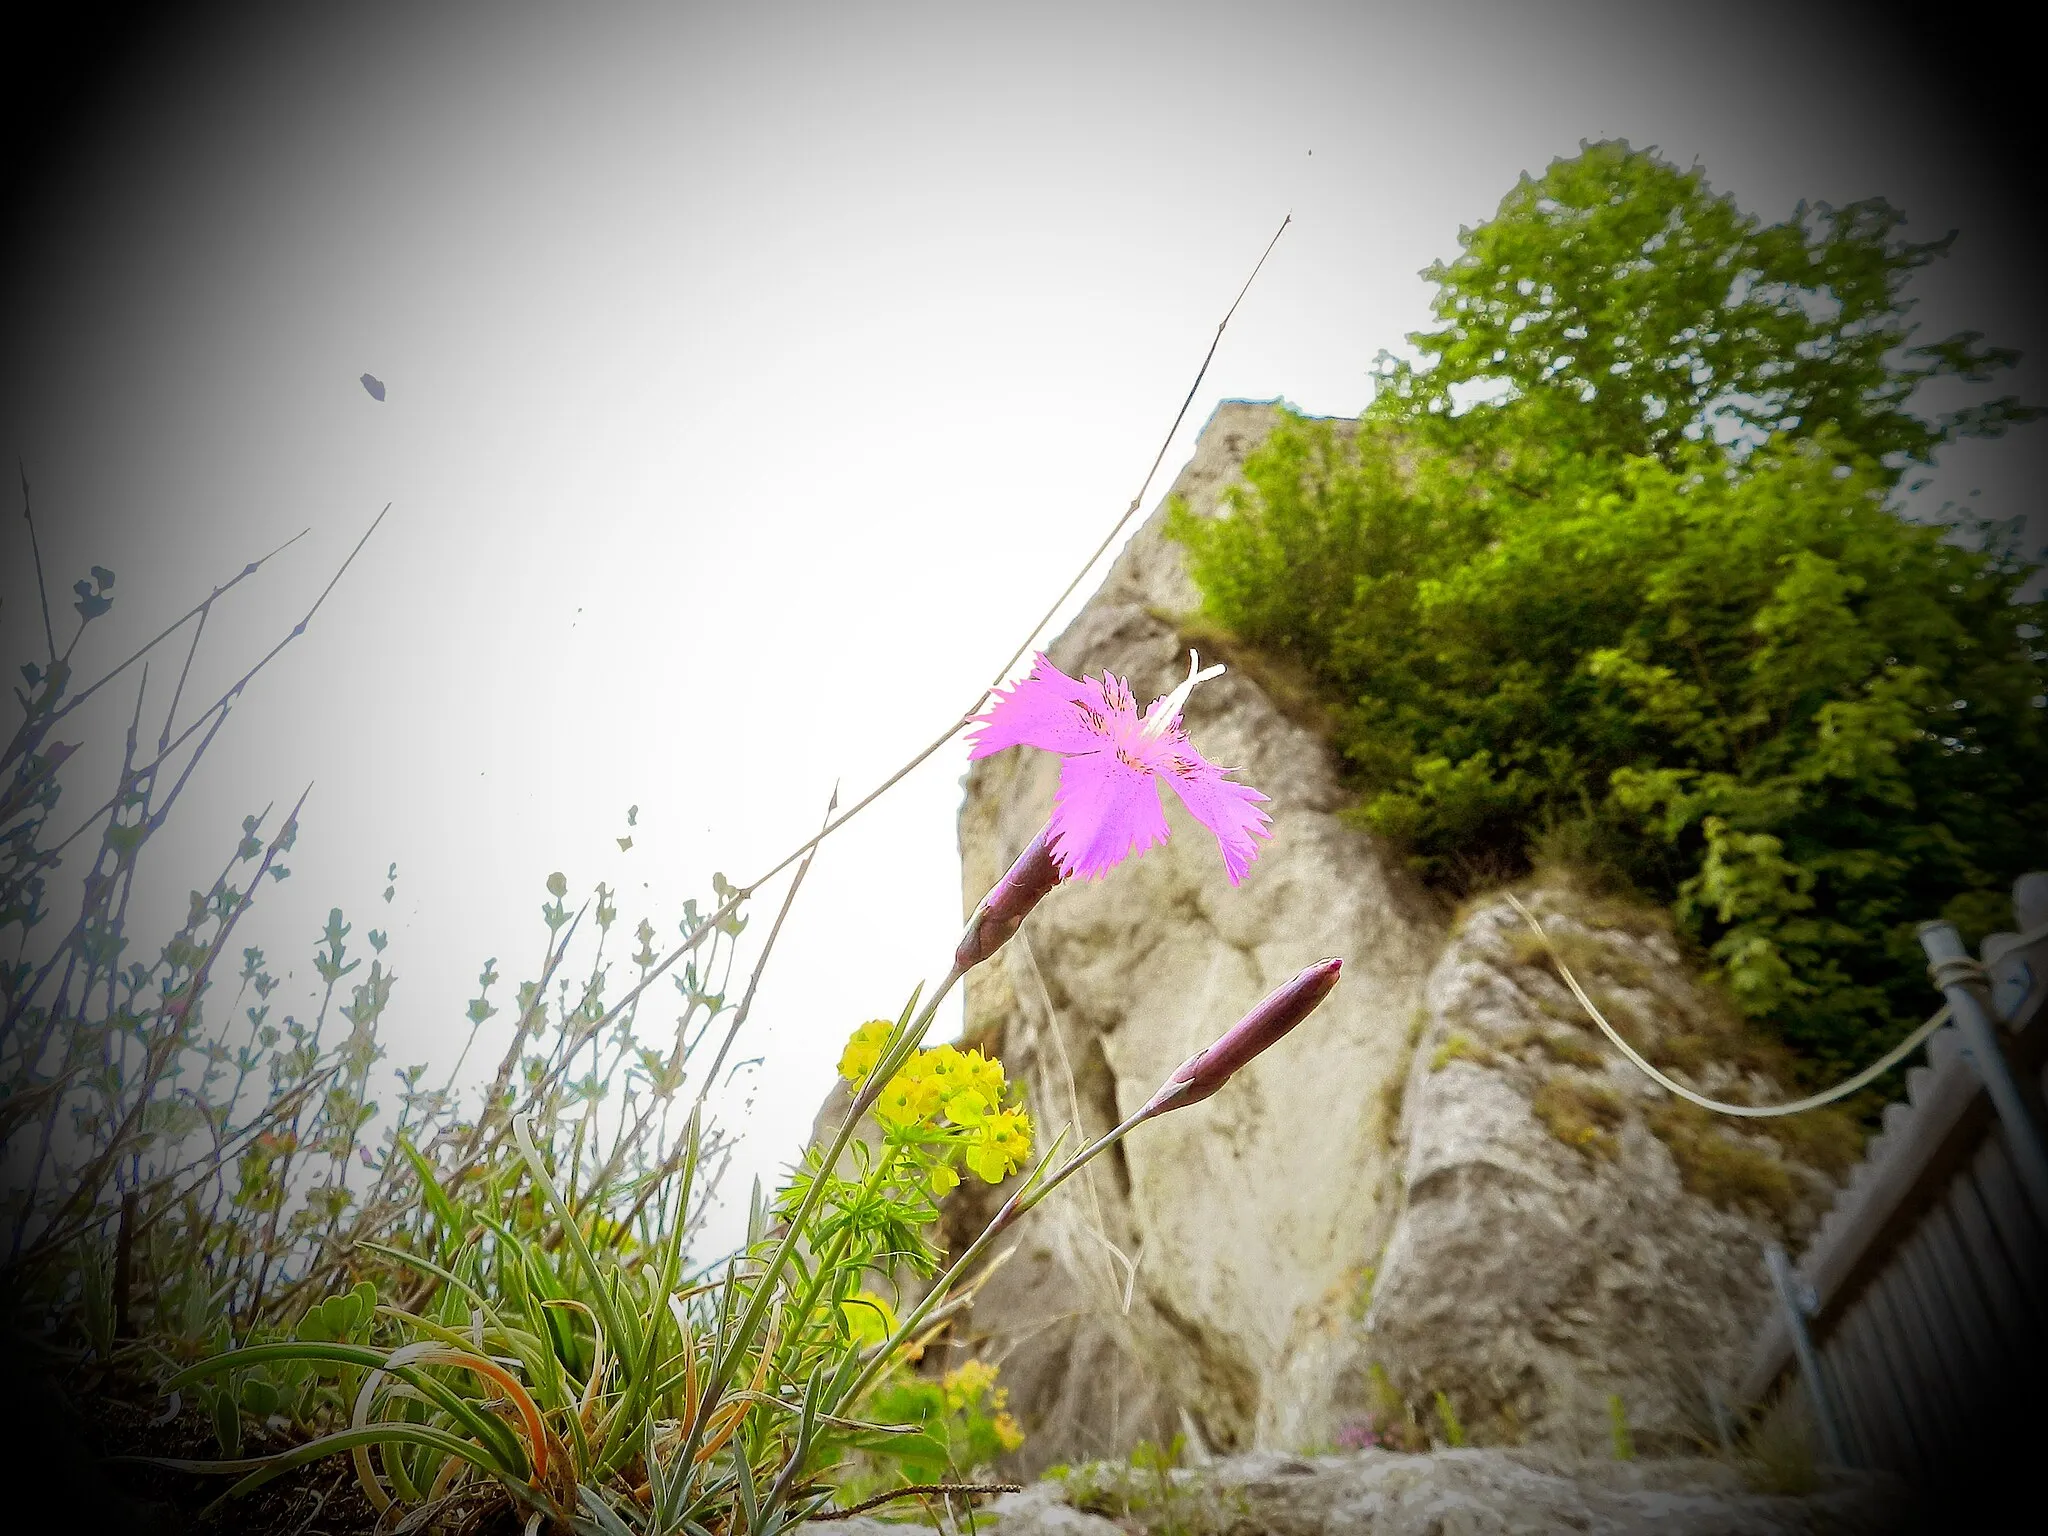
[1335,1418,1378,1451]
[1137,958,1343,1119]
[968,650,1272,885]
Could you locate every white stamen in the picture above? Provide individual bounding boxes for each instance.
[1140,650,1225,739]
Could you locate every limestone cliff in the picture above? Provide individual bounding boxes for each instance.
[1366,884,1845,1456]
[937,400,1841,1470]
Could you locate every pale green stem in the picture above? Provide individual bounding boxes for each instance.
[841,1080,1189,1408]
[682,964,966,1466]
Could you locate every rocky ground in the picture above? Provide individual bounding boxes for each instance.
[833,1451,1910,1536]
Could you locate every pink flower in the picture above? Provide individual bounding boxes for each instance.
[968,651,1272,884]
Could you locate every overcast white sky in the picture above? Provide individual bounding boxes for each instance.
[4,1,2040,1248]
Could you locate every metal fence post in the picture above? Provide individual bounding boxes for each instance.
[1765,1244,1851,1466]
[1918,921,2048,1230]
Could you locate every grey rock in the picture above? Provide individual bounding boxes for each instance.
[934,401,1842,1470]
[962,1452,1906,1536]
[948,402,1443,1464]
[1363,890,1839,1453]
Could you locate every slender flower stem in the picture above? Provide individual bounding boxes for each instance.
[841,959,1342,1410]
[841,1087,1180,1409]
[688,963,967,1464]
[555,217,1294,1078]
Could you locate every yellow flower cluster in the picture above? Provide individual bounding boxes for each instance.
[837,1019,894,1083]
[838,1289,897,1348]
[942,1360,1025,1452]
[835,1023,1034,1185]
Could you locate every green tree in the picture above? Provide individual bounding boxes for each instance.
[1368,138,2038,472]
[1171,143,2045,1078]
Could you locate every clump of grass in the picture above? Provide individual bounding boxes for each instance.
[1506,925,1553,970]
[1493,1398,1526,1447]
[1740,1394,1820,1496]
[1499,1025,1604,1070]
[1506,920,1652,993]
[1759,1104,1866,1180]
[1646,1100,1799,1224]
[1651,1030,1719,1076]
[1347,1265,1377,1322]
[1530,1074,1627,1159]
[1429,1031,1496,1073]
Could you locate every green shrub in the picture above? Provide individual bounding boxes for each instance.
[1171,141,2045,1083]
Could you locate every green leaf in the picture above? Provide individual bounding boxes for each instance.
[211,1387,244,1457]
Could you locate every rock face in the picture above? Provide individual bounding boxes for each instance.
[1365,887,1840,1456]
[941,401,1840,1472]
[947,401,1446,1466]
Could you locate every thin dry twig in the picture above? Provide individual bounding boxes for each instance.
[1015,927,1142,1311]
[571,213,1295,1052]
[811,1483,1023,1521]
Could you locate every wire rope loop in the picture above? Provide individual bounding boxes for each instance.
[1502,893,1980,1120]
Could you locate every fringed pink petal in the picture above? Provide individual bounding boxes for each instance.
[1158,745,1272,886]
[967,653,1120,760]
[1048,750,1170,882]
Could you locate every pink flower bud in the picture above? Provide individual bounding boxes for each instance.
[1137,958,1343,1118]
[954,825,1065,972]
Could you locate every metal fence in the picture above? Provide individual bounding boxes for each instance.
[1734,872,2048,1488]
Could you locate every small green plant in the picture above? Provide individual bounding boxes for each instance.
[1740,1395,1820,1496]
[847,1358,1023,1493]
[1432,1390,1466,1448]
[1052,1435,1244,1536]
[1378,1069,1407,1145]
[1365,1363,1425,1452]
[1607,1393,1635,1461]
[1530,1074,1627,1159]
[1531,1031,1603,1070]
[1429,1031,1494,1073]
[1347,1264,1377,1322]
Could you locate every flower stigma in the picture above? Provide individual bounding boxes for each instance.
[1139,650,1227,741]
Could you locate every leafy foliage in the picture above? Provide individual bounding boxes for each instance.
[1367,137,2040,470]
[1170,142,2046,1078]
[843,1359,1023,1496]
